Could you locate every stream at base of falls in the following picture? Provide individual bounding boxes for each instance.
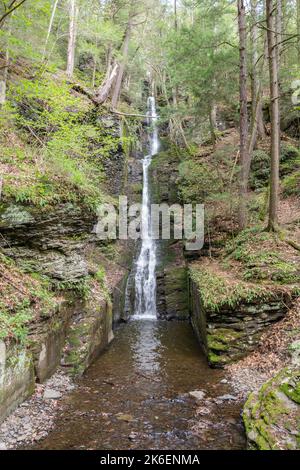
[30,320,246,450]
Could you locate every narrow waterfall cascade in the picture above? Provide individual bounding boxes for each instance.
[133,96,159,320]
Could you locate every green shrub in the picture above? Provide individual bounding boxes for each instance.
[178,160,222,203]
[280,142,300,177]
[282,171,300,196]
[249,150,270,190]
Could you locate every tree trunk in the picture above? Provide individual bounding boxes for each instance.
[276,0,282,66]
[0,13,13,105]
[250,0,265,144]
[209,104,217,148]
[42,0,59,61]
[297,0,300,64]
[266,0,280,231]
[94,62,119,105]
[248,37,268,167]
[111,21,131,109]
[237,0,249,230]
[174,0,178,30]
[66,0,78,79]
[105,44,113,81]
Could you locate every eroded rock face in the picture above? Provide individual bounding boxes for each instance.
[0,342,35,424]
[149,151,190,320]
[0,202,94,281]
[62,294,113,376]
[0,199,116,377]
[243,367,300,450]
[156,263,189,320]
[189,278,291,367]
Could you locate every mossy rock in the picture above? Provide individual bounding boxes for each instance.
[0,204,35,228]
[207,328,246,367]
[207,328,243,352]
[243,367,300,450]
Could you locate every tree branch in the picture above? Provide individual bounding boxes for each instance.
[0,0,27,27]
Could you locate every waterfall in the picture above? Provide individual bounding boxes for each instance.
[133,96,159,320]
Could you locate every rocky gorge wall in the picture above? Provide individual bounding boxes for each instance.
[0,111,131,423]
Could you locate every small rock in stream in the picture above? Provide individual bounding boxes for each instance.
[116,413,134,423]
[217,394,238,401]
[0,442,7,450]
[43,389,62,400]
[189,390,206,401]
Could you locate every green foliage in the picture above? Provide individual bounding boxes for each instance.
[189,263,273,313]
[178,160,221,203]
[94,266,106,287]
[0,253,57,343]
[0,301,32,344]
[53,278,92,300]
[280,143,300,177]
[282,171,300,197]
[0,75,123,211]
[9,77,86,136]
[225,227,300,285]
[250,150,270,190]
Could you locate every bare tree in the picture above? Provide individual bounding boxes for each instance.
[266,0,280,231]
[237,0,249,229]
[0,11,14,105]
[66,0,78,79]
[42,0,60,61]
[94,63,120,105]
[250,0,265,146]
[297,0,300,64]
[111,18,132,109]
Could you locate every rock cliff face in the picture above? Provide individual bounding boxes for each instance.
[243,366,300,449]
[0,113,130,423]
[149,150,190,320]
[0,343,35,424]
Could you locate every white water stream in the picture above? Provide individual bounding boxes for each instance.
[133,97,159,319]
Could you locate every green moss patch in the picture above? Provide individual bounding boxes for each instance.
[243,367,300,450]
[0,253,57,344]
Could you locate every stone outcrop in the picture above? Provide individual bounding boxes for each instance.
[243,366,300,449]
[0,342,35,424]
[156,262,189,320]
[61,294,113,376]
[189,267,292,367]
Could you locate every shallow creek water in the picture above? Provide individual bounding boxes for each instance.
[31,320,246,450]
